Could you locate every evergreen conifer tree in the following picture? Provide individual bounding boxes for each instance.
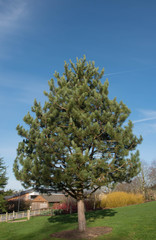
[13,56,142,232]
[0,157,7,212]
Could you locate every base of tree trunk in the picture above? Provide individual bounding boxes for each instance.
[77,199,86,232]
[51,226,112,239]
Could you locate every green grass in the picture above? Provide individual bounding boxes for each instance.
[0,201,156,240]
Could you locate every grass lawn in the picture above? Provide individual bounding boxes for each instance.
[0,201,156,240]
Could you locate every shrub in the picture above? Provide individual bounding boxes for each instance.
[84,198,94,211]
[64,198,77,213]
[52,202,68,214]
[40,209,52,215]
[84,194,101,211]
[51,195,101,215]
[100,192,144,208]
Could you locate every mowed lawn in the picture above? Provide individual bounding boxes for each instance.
[0,201,156,240]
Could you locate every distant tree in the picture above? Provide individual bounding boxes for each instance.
[115,160,156,200]
[0,157,7,190]
[7,199,31,212]
[13,56,142,232]
[137,161,156,200]
[4,189,16,197]
[114,177,142,194]
[137,161,152,198]
[148,160,156,187]
[0,157,8,212]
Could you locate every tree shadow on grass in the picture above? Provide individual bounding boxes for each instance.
[3,209,117,240]
[48,208,117,224]
[86,209,117,222]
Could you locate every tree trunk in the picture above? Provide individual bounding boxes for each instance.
[77,199,86,232]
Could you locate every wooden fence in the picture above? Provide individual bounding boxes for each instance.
[0,208,52,222]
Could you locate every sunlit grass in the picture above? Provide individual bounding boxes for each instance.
[0,201,156,240]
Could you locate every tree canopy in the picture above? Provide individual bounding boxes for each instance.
[0,157,7,191]
[0,157,8,212]
[13,56,142,231]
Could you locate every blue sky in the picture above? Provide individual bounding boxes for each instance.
[0,0,156,190]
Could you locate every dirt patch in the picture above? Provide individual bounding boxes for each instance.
[8,219,27,223]
[50,226,112,240]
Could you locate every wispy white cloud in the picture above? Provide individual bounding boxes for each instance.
[104,70,136,77]
[0,0,28,60]
[0,0,27,37]
[139,109,156,118]
[133,109,156,124]
[133,117,156,124]
[132,109,156,137]
[104,66,156,77]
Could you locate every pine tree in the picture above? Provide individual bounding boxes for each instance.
[0,157,8,212]
[13,56,142,232]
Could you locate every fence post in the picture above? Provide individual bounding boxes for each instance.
[6,212,8,222]
[13,211,15,221]
[27,210,30,220]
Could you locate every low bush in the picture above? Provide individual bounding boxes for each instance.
[51,195,100,215]
[52,202,68,214]
[64,198,77,213]
[85,194,101,210]
[100,192,144,208]
[40,209,52,215]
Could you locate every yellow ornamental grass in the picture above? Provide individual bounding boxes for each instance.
[100,192,144,208]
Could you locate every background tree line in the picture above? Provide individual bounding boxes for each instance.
[114,160,156,200]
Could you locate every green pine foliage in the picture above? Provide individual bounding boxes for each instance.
[13,56,142,200]
[0,157,8,212]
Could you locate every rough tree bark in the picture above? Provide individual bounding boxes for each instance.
[77,199,86,232]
